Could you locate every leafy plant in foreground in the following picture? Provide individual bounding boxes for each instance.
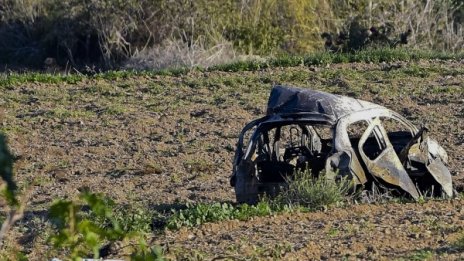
[0,134,22,241]
[48,191,164,260]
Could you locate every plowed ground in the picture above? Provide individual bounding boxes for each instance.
[1,60,463,259]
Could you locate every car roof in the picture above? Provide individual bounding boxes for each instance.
[267,85,386,120]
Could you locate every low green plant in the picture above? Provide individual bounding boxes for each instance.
[48,191,164,260]
[275,169,352,210]
[166,201,286,230]
[129,240,164,261]
[453,232,464,250]
[49,192,124,259]
[408,249,434,261]
[111,205,155,233]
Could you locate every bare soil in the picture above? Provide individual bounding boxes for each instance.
[0,60,463,259]
[162,199,464,260]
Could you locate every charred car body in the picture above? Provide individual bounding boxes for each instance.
[230,85,453,203]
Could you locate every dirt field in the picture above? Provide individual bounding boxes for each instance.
[162,199,464,260]
[1,60,463,259]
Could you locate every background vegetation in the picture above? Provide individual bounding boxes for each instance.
[0,0,463,70]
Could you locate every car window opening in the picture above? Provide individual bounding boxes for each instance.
[253,123,333,185]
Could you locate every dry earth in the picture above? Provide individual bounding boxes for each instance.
[162,199,464,260]
[0,59,463,259]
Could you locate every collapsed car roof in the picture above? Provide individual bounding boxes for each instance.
[267,85,385,119]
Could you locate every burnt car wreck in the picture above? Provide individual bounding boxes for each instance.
[230,85,453,203]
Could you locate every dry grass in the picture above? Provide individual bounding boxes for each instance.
[1,0,463,70]
[124,38,237,70]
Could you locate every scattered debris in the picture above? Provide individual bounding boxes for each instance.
[230,85,453,203]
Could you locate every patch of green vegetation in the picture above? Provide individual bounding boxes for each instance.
[209,48,464,73]
[0,126,25,136]
[274,170,352,211]
[400,65,431,78]
[408,249,434,261]
[104,104,128,115]
[49,191,164,260]
[164,173,356,231]
[47,107,95,119]
[1,49,463,89]
[327,227,340,237]
[165,170,357,230]
[183,159,216,174]
[452,232,464,251]
[166,201,288,230]
[0,73,82,87]
[93,204,155,234]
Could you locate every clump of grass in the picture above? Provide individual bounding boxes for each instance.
[275,169,352,210]
[183,159,216,174]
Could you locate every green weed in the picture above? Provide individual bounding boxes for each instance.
[166,201,286,230]
[408,249,434,261]
[274,169,352,210]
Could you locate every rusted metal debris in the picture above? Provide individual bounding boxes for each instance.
[230,85,453,203]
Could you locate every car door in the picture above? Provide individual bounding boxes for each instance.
[414,136,453,197]
[357,117,420,199]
